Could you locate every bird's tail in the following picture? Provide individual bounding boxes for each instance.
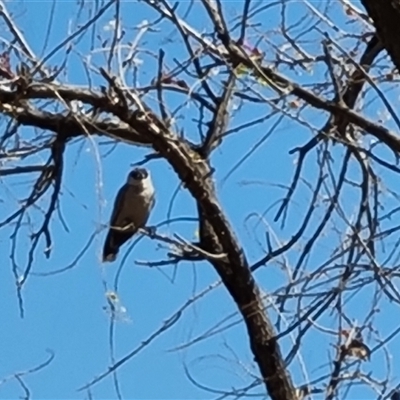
[102,231,118,262]
[102,229,134,262]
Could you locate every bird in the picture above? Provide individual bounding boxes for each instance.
[102,167,155,262]
[340,328,371,361]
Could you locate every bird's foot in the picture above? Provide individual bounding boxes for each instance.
[144,226,157,238]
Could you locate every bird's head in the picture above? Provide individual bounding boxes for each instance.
[127,168,150,185]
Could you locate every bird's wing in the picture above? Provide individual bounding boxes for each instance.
[150,193,156,211]
[109,184,128,228]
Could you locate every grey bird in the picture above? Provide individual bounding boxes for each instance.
[102,167,155,262]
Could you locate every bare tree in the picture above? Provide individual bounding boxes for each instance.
[1,1,400,399]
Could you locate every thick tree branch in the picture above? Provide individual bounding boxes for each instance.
[361,0,400,72]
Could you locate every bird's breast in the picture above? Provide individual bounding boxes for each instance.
[118,185,154,229]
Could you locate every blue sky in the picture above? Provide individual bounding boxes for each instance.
[1,1,400,399]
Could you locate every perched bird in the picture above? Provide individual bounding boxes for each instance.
[340,329,371,361]
[102,167,155,262]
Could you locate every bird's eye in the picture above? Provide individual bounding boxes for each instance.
[130,171,139,180]
[130,168,148,180]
